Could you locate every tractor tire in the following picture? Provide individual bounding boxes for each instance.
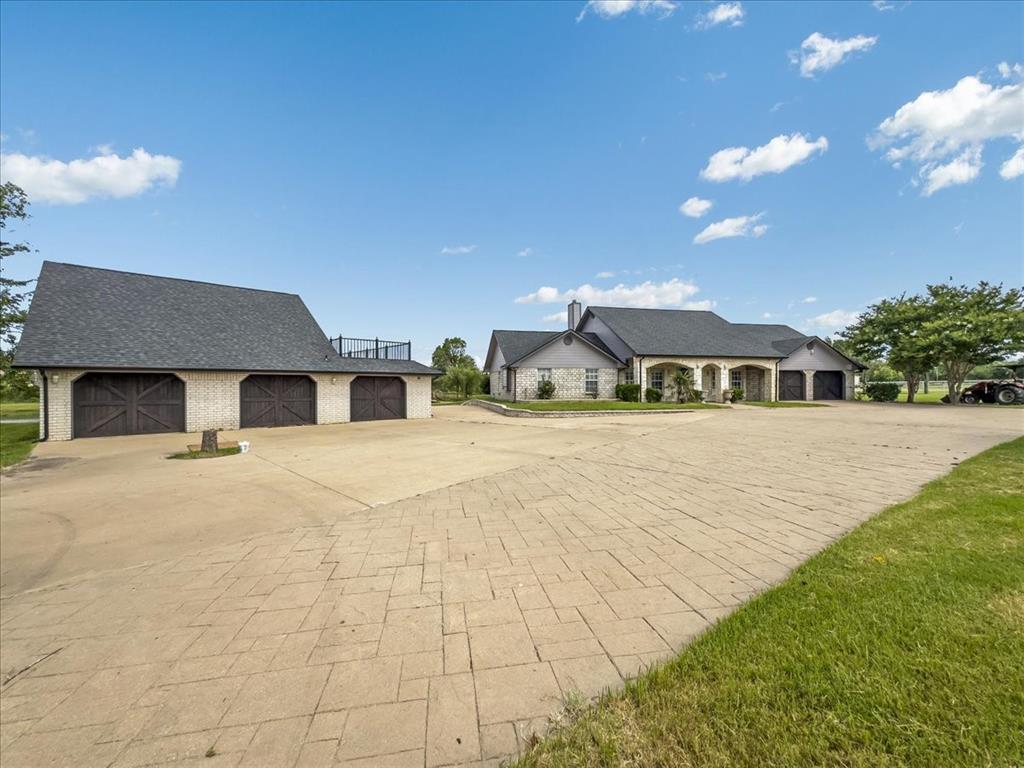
[961,393,978,405]
[996,387,1019,405]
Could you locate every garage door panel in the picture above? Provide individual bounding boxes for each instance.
[813,371,844,400]
[240,375,316,428]
[351,376,406,422]
[74,373,184,438]
[779,371,804,401]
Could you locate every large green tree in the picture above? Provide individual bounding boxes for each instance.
[920,282,1024,404]
[840,295,936,403]
[0,183,37,399]
[431,336,475,373]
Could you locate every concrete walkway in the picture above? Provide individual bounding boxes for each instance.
[0,404,1020,767]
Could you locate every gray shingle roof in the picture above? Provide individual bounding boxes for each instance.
[491,330,560,367]
[13,262,439,376]
[585,306,809,358]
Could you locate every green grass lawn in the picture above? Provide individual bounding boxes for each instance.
[0,422,38,468]
[0,400,39,419]
[476,396,724,411]
[895,389,947,404]
[515,437,1024,768]
[169,446,242,460]
[741,400,827,408]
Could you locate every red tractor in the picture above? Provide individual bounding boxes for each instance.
[949,379,1024,405]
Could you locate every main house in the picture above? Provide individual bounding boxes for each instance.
[484,300,864,403]
[13,262,439,440]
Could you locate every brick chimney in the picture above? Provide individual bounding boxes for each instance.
[567,300,582,330]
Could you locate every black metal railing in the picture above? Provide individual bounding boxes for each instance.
[330,335,412,360]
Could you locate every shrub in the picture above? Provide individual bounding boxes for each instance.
[645,387,663,403]
[536,379,556,399]
[615,383,641,402]
[480,376,490,395]
[731,387,744,402]
[865,382,900,402]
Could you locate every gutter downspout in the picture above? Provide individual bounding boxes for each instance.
[39,369,49,442]
[638,356,644,402]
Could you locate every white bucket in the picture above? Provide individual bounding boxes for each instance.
[239,441,251,454]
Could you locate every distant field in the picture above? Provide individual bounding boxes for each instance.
[0,400,39,419]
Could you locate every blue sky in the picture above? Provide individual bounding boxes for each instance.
[2,0,1022,364]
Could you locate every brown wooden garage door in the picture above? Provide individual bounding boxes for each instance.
[779,371,805,400]
[74,372,185,438]
[240,375,316,428]
[813,371,844,400]
[350,376,406,422]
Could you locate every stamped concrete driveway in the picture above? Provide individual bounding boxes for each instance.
[1,407,704,597]
[0,404,1020,768]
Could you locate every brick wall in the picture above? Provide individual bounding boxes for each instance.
[41,369,433,440]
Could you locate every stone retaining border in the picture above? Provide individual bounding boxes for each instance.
[465,399,695,418]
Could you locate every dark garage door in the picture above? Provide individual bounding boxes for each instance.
[813,371,845,400]
[351,376,406,422]
[74,372,185,438]
[779,371,805,401]
[240,375,316,428]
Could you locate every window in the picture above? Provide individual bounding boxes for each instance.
[650,370,664,391]
[538,368,552,382]
[731,370,743,389]
[625,368,635,385]
[505,368,513,392]
[585,368,599,395]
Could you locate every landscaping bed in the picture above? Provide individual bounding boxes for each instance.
[515,437,1024,768]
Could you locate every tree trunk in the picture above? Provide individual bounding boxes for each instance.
[902,372,919,403]
[201,429,218,453]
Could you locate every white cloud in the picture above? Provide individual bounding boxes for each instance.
[811,309,859,330]
[999,146,1024,179]
[0,147,181,205]
[761,311,775,319]
[683,299,717,310]
[577,0,676,22]
[870,70,1024,194]
[517,247,534,257]
[440,244,477,255]
[998,62,1023,79]
[595,270,616,278]
[705,71,728,83]
[922,146,983,196]
[801,296,818,304]
[515,277,700,308]
[695,2,744,29]
[791,33,877,78]
[872,0,894,10]
[693,212,768,244]
[701,133,828,182]
[679,196,713,218]
[543,311,569,324]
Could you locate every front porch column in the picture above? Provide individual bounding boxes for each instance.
[721,364,730,401]
[767,366,777,402]
[638,359,647,401]
[692,363,703,396]
[804,369,816,401]
[843,368,855,400]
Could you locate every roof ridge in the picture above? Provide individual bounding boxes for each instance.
[42,260,302,298]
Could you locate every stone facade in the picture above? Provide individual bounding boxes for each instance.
[39,369,433,440]
[489,367,617,401]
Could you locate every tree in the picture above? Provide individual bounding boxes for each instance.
[920,281,1024,404]
[431,337,475,373]
[439,365,484,400]
[0,183,37,399]
[840,296,936,403]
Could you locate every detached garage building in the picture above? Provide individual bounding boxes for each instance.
[13,262,439,440]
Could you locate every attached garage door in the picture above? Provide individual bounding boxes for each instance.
[240,375,316,428]
[74,372,185,438]
[779,371,805,401]
[350,376,406,422]
[813,371,844,400]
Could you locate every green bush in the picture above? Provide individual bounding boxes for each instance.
[865,382,900,402]
[731,387,744,402]
[536,379,556,399]
[645,387,663,403]
[615,383,641,402]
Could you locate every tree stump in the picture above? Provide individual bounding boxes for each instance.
[200,429,219,453]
